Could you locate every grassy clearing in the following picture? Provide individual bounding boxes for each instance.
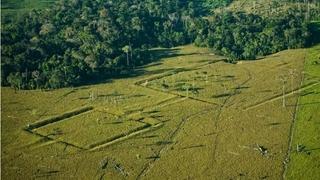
[1,0,56,9]
[1,45,315,179]
[1,0,56,21]
[286,45,320,179]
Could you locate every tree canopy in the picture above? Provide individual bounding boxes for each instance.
[1,0,319,89]
[194,10,311,61]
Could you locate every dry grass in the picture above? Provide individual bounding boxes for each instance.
[1,45,313,179]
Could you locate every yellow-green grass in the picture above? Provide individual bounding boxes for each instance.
[147,49,306,108]
[1,0,57,21]
[33,110,148,149]
[286,45,320,179]
[1,45,315,179]
[140,49,307,179]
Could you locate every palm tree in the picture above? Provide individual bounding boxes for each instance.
[122,45,130,67]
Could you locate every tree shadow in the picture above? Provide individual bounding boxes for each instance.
[233,86,250,90]
[148,48,181,60]
[66,48,204,88]
[305,147,320,152]
[147,47,200,60]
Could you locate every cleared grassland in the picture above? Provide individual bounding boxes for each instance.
[1,0,56,21]
[1,45,318,179]
[286,45,320,179]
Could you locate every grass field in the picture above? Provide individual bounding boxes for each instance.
[285,45,320,179]
[2,44,319,179]
[1,0,56,21]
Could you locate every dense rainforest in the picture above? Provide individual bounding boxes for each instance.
[1,0,320,89]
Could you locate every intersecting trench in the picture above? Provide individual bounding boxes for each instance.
[22,53,310,178]
[24,106,164,151]
[24,56,223,152]
[134,62,253,178]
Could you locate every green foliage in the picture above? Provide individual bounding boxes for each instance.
[307,21,320,45]
[194,10,313,61]
[2,0,195,89]
[7,72,23,90]
[204,0,233,9]
[1,0,318,89]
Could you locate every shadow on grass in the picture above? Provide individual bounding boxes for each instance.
[17,48,205,91]
[306,147,320,152]
[211,92,239,98]
[74,48,193,88]
[233,86,250,90]
[148,47,199,60]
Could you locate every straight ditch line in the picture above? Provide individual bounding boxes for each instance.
[88,123,151,149]
[96,95,182,120]
[25,95,177,151]
[21,59,223,153]
[24,129,86,150]
[138,85,222,106]
[134,60,238,107]
[243,82,320,111]
[89,123,164,151]
[25,106,94,130]
[147,96,183,110]
[136,62,253,177]
[281,55,307,180]
[135,59,224,86]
